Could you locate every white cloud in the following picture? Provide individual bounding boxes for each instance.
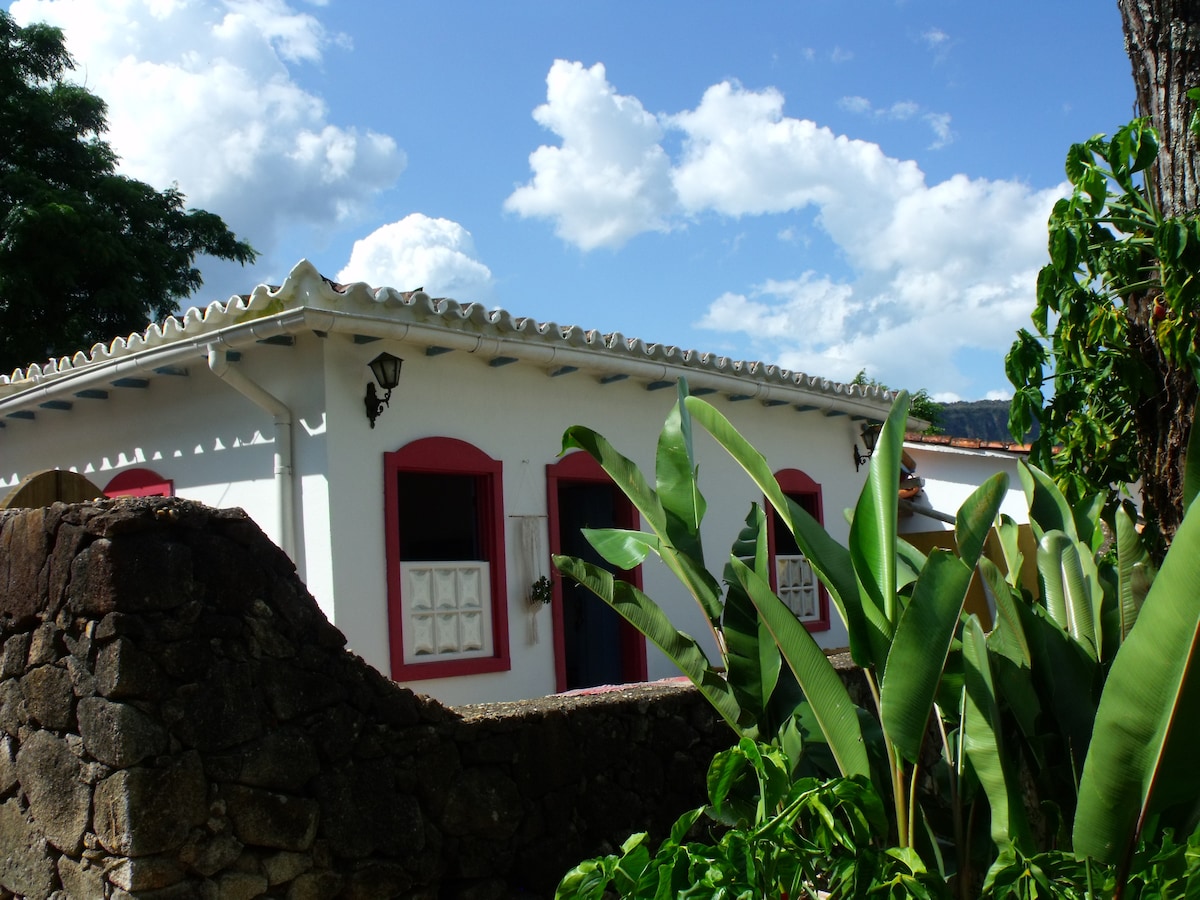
[840,94,949,143]
[504,60,675,250]
[985,389,1014,401]
[507,61,1060,394]
[923,28,950,48]
[9,0,405,285]
[337,214,493,301]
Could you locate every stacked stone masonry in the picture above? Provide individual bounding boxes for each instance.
[0,498,739,899]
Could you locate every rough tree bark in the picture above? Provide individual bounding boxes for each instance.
[1118,0,1200,543]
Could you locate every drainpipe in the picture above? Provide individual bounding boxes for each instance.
[206,346,296,562]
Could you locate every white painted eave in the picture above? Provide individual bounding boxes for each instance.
[1,259,910,426]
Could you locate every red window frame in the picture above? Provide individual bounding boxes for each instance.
[384,437,511,681]
[765,468,830,632]
[103,468,174,498]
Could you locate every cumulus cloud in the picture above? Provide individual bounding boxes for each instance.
[9,0,405,289]
[337,214,493,301]
[504,60,675,250]
[507,61,1060,393]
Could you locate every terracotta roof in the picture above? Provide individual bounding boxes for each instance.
[904,432,1031,454]
[1,259,897,420]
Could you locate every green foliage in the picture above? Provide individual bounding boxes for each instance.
[852,369,944,434]
[556,739,946,900]
[554,385,1200,898]
[0,11,257,373]
[1006,118,1200,522]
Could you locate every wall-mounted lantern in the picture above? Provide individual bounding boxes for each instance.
[365,352,403,428]
[853,422,881,471]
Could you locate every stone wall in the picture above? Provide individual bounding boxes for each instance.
[0,498,735,899]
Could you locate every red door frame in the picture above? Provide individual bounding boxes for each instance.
[546,451,647,692]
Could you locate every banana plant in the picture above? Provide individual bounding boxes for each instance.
[688,388,1007,854]
[553,381,864,755]
[557,383,1008,865]
[1073,495,1200,891]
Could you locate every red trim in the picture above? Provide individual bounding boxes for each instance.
[765,468,831,632]
[384,437,511,681]
[103,468,174,498]
[546,451,647,692]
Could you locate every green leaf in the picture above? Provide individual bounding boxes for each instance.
[655,380,707,558]
[684,395,879,666]
[1115,505,1152,642]
[553,554,742,729]
[561,423,725,624]
[848,391,909,672]
[1020,461,1077,542]
[732,557,870,779]
[880,550,975,764]
[722,506,782,733]
[1185,404,1200,513]
[996,514,1026,590]
[981,557,1031,669]
[955,472,1009,568]
[1037,530,1102,660]
[962,615,1034,852]
[1074,500,1200,865]
[581,527,657,570]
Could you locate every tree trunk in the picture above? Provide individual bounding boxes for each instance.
[1118,0,1200,543]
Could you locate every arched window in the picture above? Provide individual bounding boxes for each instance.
[765,469,830,632]
[384,437,510,680]
[103,468,174,498]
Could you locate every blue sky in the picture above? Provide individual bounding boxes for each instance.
[8,0,1133,400]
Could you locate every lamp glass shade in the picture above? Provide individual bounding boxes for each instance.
[861,423,881,453]
[368,352,403,390]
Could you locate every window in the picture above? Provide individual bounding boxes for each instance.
[766,469,830,632]
[384,438,510,680]
[103,468,174,498]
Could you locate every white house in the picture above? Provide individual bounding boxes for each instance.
[0,261,899,706]
[899,433,1032,533]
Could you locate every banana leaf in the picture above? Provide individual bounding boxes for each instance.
[880,550,974,764]
[722,506,786,735]
[1073,497,1200,868]
[956,473,1010,568]
[655,382,707,565]
[732,556,870,779]
[1037,531,1102,661]
[1114,504,1153,643]
[1019,462,1077,543]
[848,392,908,675]
[561,423,725,625]
[553,554,743,729]
[980,558,1043,756]
[684,395,884,668]
[996,514,1026,590]
[962,615,1034,853]
[1185,406,1200,513]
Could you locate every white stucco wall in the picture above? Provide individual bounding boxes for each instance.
[317,334,867,706]
[2,329,875,707]
[901,442,1029,534]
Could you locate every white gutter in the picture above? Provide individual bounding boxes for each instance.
[302,309,909,424]
[206,346,296,562]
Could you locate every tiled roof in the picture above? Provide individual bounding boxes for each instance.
[904,432,1031,455]
[1,259,895,417]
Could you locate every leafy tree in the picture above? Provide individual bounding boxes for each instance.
[0,11,256,375]
[852,369,944,434]
[1007,2,1200,548]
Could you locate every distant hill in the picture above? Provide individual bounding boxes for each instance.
[933,399,1039,443]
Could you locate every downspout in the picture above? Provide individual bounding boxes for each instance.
[206,346,296,562]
